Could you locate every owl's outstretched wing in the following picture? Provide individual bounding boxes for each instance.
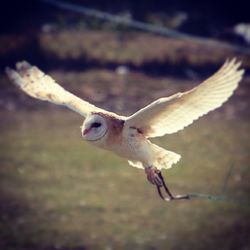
[124,59,244,138]
[6,61,110,117]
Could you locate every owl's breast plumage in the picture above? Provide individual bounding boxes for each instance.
[107,126,154,165]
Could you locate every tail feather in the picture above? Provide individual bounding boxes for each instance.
[152,144,181,169]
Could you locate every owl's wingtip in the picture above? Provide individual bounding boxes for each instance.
[5,66,14,78]
[16,60,31,71]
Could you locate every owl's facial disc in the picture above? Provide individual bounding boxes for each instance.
[81,114,108,141]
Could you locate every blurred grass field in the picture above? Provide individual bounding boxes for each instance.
[0,28,250,250]
[0,109,250,250]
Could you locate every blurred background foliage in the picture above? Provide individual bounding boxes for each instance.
[0,0,250,250]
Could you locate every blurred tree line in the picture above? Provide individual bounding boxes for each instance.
[0,0,249,36]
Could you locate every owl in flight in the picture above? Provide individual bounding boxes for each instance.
[6,59,244,201]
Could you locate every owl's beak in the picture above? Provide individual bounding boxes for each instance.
[83,127,91,135]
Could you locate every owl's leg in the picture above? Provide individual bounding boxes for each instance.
[145,167,172,199]
[156,171,174,200]
[145,167,189,201]
[145,166,163,187]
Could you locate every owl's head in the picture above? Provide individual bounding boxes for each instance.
[81,114,108,141]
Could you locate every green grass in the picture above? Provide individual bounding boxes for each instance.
[0,110,250,250]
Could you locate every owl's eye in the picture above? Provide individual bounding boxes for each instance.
[92,122,101,128]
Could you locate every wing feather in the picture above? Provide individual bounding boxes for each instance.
[124,59,244,138]
[6,61,108,117]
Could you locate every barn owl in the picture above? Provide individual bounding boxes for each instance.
[6,59,244,201]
